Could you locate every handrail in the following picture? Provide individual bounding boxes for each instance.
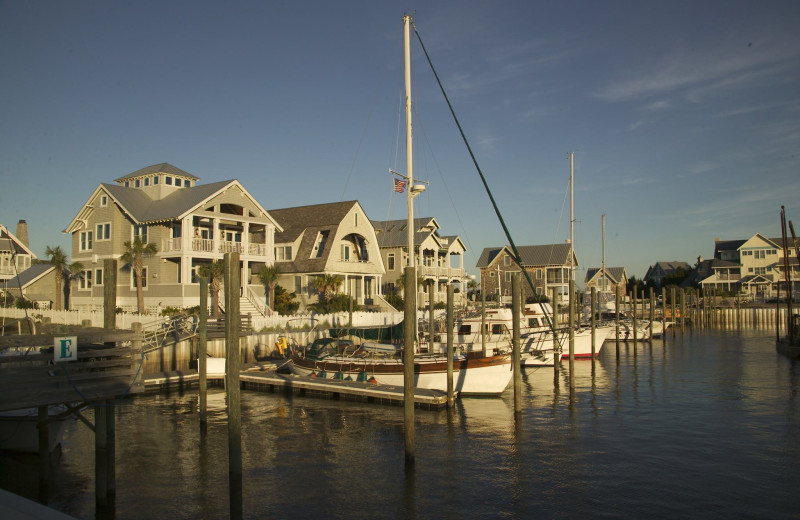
[246,286,271,316]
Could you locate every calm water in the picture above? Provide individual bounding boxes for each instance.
[2,329,799,519]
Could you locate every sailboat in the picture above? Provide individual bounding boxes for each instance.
[289,14,512,396]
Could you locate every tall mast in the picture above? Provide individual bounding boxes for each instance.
[602,214,606,292]
[404,14,415,268]
[569,152,574,287]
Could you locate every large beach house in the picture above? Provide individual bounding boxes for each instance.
[65,163,282,313]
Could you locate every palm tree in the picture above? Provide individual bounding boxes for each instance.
[120,236,158,314]
[467,278,478,301]
[313,274,343,312]
[45,245,83,311]
[257,264,281,309]
[197,260,224,317]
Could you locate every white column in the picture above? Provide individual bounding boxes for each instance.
[212,218,219,254]
[242,222,250,256]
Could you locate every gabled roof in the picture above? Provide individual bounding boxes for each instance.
[476,244,574,268]
[371,217,441,249]
[0,223,36,257]
[585,267,626,284]
[739,233,781,250]
[714,239,746,258]
[440,235,466,253]
[270,201,359,244]
[739,274,774,284]
[114,163,198,183]
[2,263,53,290]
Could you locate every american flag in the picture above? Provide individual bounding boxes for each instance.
[394,178,406,193]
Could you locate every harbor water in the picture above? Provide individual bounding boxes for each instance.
[2,328,799,519]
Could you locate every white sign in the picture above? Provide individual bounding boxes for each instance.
[54,336,78,362]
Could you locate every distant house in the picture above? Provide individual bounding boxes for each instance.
[643,261,691,287]
[267,201,389,311]
[3,263,56,309]
[584,266,628,296]
[0,220,35,282]
[371,217,467,306]
[65,163,282,313]
[476,244,577,304]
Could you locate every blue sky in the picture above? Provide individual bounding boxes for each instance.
[1,1,798,285]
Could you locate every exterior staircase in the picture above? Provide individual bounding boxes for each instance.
[239,296,266,317]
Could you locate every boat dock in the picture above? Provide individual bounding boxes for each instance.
[144,362,450,409]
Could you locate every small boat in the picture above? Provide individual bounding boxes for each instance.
[0,406,73,453]
[289,337,513,396]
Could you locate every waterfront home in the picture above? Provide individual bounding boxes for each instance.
[2,263,56,309]
[643,261,691,288]
[266,201,390,311]
[371,217,468,306]
[584,266,628,296]
[476,244,578,305]
[65,163,283,314]
[0,221,34,282]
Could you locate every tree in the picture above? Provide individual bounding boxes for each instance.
[120,237,158,314]
[313,274,343,312]
[257,264,281,309]
[45,245,83,311]
[197,260,224,318]
[273,285,300,315]
[466,278,478,301]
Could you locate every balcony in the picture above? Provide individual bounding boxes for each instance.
[419,265,466,280]
[160,238,269,256]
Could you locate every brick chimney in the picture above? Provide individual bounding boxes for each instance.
[15,220,29,248]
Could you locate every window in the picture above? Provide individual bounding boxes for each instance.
[100,195,108,206]
[274,246,292,261]
[505,271,512,282]
[388,253,395,270]
[132,267,148,289]
[95,269,103,286]
[341,244,350,261]
[134,179,140,188]
[313,231,329,258]
[153,175,159,185]
[175,179,182,187]
[133,224,147,244]
[124,181,130,187]
[144,177,150,186]
[755,250,765,259]
[537,268,542,279]
[295,276,302,294]
[165,176,173,185]
[80,270,93,289]
[354,213,358,226]
[96,223,111,241]
[80,231,93,251]
[458,324,472,334]
[489,271,495,277]
[504,256,511,266]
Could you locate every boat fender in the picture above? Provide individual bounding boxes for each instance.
[367,376,378,384]
[333,370,344,380]
[357,371,369,382]
[318,369,327,379]
[309,371,318,378]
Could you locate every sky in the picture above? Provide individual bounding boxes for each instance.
[1,1,799,286]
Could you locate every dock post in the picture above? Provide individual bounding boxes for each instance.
[615,284,620,357]
[481,290,486,357]
[512,275,522,413]
[649,287,655,333]
[681,289,686,334]
[224,253,243,520]
[403,266,416,464]
[661,286,667,341]
[446,285,454,407]
[632,289,638,348]
[590,287,596,357]
[671,287,677,337]
[199,278,208,429]
[428,280,435,354]
[103,259,117,331]
[552,287,561,381]
[568,277,575,377]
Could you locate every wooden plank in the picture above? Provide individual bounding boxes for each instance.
[0,332,138,348]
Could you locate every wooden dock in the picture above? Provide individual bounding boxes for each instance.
[144,363,450,409]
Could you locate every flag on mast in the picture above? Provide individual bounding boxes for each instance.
[394,178,406,193]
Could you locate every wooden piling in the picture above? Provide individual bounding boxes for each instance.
[480,290,486,357]
[103,259,117,330]
[632,289,638,347]
[661,286,667,342]
[552,287,561,376]
[223,253,242,520]
[446,286,454,407]
[568,278,575,373]
[615,284,620,356]
[590,287,596,357]
[428,280,435,353]
[512,275,522,413]
[403,266,416,464]
[680,289,686,334]
[199,278,208,428]
[671,287,677,337]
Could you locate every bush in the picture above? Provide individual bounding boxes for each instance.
[274,285,300,315]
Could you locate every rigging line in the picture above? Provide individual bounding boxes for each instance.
[411,21,554,330]
[339,46,395,202]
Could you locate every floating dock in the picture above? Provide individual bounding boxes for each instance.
[144,363,450,409]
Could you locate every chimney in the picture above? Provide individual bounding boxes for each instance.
[16,220,29,248]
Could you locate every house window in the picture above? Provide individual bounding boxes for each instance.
[489,271,495,277]
[100,195,108,206]
[748,267,753,273]
[755,250,765,259]
[144,177,150,186]
[95,269,103,286]
[80,270,93,289]
[132,267,148,289]
[295,276,302,294]
[165,176,173,185]
[133,224,147,244]
[537,268,542,279]
[175,179,182,187]
[504,256,511,266]
[341,244,350,261]
[96,222,111,241]
[153,175,159,185]
[134,179,140,188]
[505,271,512,282]
[354,213,358,226]
[274,246,292,261]
[388,253,395,270]
[313,231,329,258]
[80,231,93,251]
[124,181,129,187]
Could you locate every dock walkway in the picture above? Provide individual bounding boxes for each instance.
[144,362,449,409]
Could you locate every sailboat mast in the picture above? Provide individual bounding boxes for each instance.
[602,214,606,292]
[403,14,415,269]
[569,152,574,287]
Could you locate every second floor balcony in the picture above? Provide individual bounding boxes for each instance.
[161,237,269,257]
[419,265,466,280]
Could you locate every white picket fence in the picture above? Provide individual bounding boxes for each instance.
[0,307,408,331]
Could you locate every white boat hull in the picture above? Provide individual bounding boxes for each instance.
[0,408,71,453]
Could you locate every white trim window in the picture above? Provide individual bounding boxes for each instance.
[95,268,103,286]
[133,224,147,244]
[388,253,395,270]
[79,270,93,289]
[100,195,108,206]
[80,231,93,251]
[131,267,148,289]
[96,222,111,241]
[274,246,292,261]
[341,244,351,261]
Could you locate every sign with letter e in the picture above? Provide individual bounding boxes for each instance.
[54,336,78,362]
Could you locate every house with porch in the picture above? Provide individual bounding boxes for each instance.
[267,201,390,311]
[0,221,35,283]
[65,163,282,314]
[643,261,691,288]
[584,266,628,296]
[371,217,467,307]
[737,233,799,300]
[476,244,577,305]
